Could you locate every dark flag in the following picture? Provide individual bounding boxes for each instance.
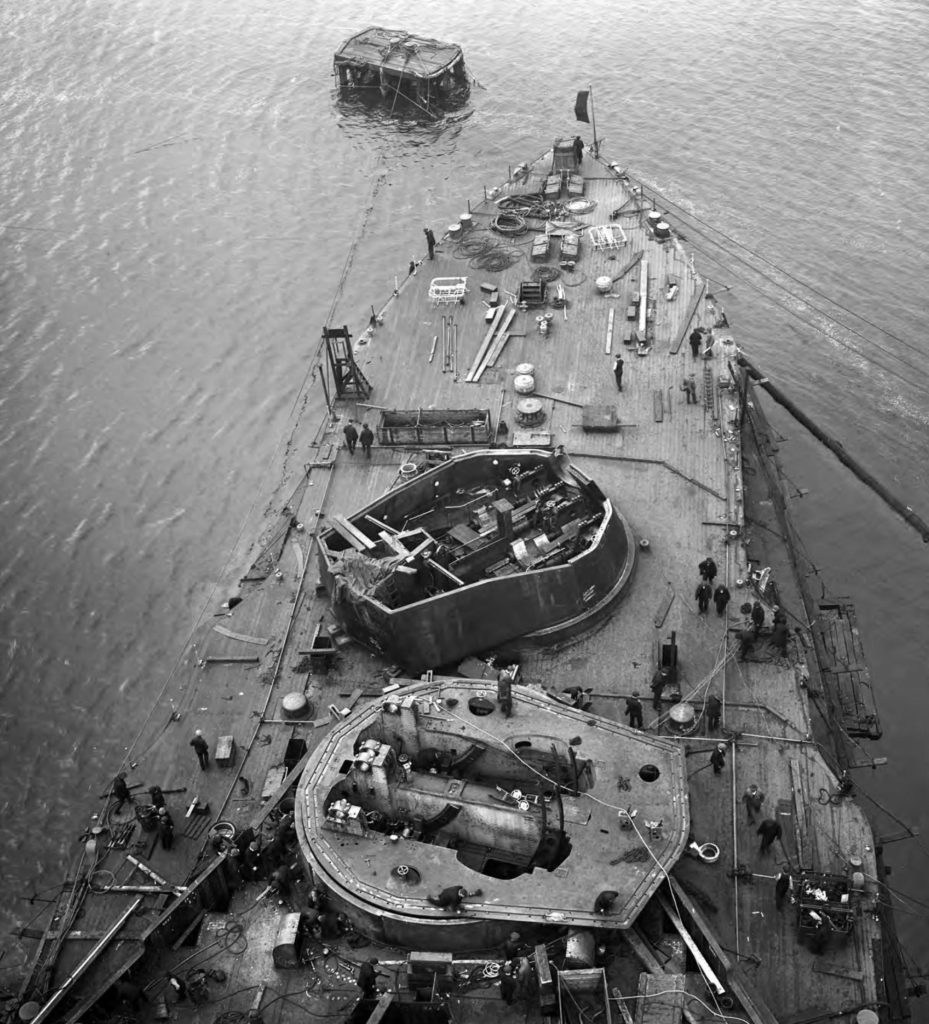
[574,90,590,123]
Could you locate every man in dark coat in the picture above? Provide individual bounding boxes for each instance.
[112,772,134,812]
[710,743,727,775]
[714,583,731,615]
[343,421,358,455]
[743,784,764,823]
[698,556,717,582]
[190,730,209,769]
[148,785,166,810]
[695,580,712,613]
[758,818,782,854]
[689,327,703,358]
[428,885,469,913]
[157,807,175,850]
[423,226,436,259]
[650,667,670,710]
[613,355,624,391]
[751,601,766,636]
[625,691,643,729]
[499,964,517,1004]
[573,135,584,163]
[359,423,374,458]
[775,870,792,910]
[356,958,381,999]
[706,693,722,731]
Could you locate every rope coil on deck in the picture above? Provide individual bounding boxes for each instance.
[533,266,561,282]
[490,212,528,236]
[470,246,521,271]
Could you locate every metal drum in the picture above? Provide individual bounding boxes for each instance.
[515,397,545,426]
[668,702,695,733]
[515,363,535,376]
[513,374,535,394]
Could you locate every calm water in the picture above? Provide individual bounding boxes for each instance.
[2,0,929,991]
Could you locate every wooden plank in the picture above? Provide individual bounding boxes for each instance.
[329,514,376,551]
[473,307,517,380]
[212,625,269,645]
[656,892,725,995]
[789,758,810,868]
[605,307,615,354]
[653,390,664,422]
[637,260,648,335]
[30,898,145,1024]
[464,304,506,381]
[612,987,635,1024]
[667,876,781,1024]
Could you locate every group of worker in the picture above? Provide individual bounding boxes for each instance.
[343,420,374,458]
[109,774,176,850]
[736,602,791,661]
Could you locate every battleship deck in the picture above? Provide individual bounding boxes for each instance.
[19,143,889,1024]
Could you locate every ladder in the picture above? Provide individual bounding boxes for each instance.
[702,362,716,419]
[322,325,372,400]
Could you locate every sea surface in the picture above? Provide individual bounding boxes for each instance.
[2,0,929,997]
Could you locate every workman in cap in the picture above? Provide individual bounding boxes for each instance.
[359,423,374,458]
[427,885,470,913]
[501,931,523,960]
[111,772,134,812]
[698,556,718,583]
[751,601,766,636]
[695,580,712,614]
[775,870,793,910]
[613,354,624,392]
[650,667,670,710]
[743,784,764,824]
[689,327,703,358]
[148,785,166,810]
[710,743,727,775]
[190,730,209,769]
[706,693,722,732]
[343,421,358,455]
[625,691,643,729]
[356,958,381,999]
[423,226,436,259]
[714,583,731,615]
[757,818,782,854]
[157,807,175,850]
[737,628,755,662]
[499,963,517,1004]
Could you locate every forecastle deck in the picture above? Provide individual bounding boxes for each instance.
[15,139,890,1024]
